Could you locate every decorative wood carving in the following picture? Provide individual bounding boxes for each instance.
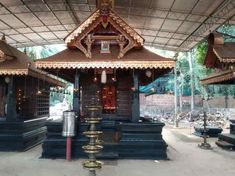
[36,60,176,69]
[64,4,144,59]
[74,17,102,58]
[108,18,135,58]
[0,50,5,62]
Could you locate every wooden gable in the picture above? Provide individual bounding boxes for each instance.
[64,1,144,59]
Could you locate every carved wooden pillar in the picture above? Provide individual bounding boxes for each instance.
[131,70,140,122]
[6,76,17,121]
[85,35,94,58]
[73,70,80,117]
[117,35,125,59]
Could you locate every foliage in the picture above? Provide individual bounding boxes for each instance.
[217,24,235,40]
[195,42,207,65]
[18,44,66,60]
[141,41,234,98]
[18,44,72,105]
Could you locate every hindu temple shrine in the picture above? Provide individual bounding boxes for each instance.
[35,0,175,159]
[201,32,235,150]
[0,36,64,151]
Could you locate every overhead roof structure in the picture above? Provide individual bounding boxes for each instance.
[201,32,235,85]
[0,37,65,87]
[0,0,234,51]
[36,45,175,69]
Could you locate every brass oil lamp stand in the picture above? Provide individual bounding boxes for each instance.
[198,112,212,150]
[83,103,103,176]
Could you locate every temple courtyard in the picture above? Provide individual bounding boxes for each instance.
[0,125,234,176]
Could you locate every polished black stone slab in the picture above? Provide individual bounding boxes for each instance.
[118,122,168,159]
[41,121,168,160]
[216,121,235,150]
[0,117,47,151]
[193,126,223,137]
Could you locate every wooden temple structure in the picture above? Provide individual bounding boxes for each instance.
[0,36,64,151]
[201,32,235,150]
[36,0,175,159]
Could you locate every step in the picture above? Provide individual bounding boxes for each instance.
[218,133,235,145]
[216,140,235,150]
[96,152,119,159]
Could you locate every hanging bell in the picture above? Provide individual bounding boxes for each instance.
[101,70,107,84]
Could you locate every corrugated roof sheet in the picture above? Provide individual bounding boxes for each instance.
[0,0,234,51]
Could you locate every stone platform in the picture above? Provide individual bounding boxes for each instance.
[193,126,223,137]
[216,120,235,150]
[41,120,168,160]
[0,117,47,151]
[1,126,235,176]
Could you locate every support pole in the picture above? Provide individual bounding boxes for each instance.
[174,67,178,127]
[132,70,140,122]
[73,70,80,116]
[224,87,228,108]
[66,137,72,161]
[188,51,195,120]
[6,76,17,121]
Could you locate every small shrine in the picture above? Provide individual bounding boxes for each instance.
[201,32,235,85]
[36,0,175,159]
[0,36,64,151]
[201,32,235,150]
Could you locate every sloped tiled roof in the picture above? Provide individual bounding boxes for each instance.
[0,40,64,86]
[204,32,235,68]
[201,69,235,85]
[213,42,235,63]
[36,45,175,69]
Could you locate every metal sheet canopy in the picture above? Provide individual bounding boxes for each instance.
[0,0,234,51]
[62,110,76,137]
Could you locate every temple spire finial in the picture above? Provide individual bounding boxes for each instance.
[1,34,6,42]
[24,47,27,54]
[96,0,114,9]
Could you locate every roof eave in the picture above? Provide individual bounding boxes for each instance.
[201,70,235,85]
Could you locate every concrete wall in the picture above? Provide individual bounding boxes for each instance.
[204,96,235,120]
[139,94,235,119]
[139,94,202,117]
[204,96,235,109]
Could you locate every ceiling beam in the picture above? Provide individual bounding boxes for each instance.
[64,0,80,25]
[179,0,235,51]
[42,0,69,33]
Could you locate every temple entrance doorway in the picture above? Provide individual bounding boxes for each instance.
[102,84,116,114]
[101,84,119,148]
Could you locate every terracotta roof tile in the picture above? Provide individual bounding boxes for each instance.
[0,40,64,86]
[213,42,235,63]
[36,45,175,69]
[201,69,235,85]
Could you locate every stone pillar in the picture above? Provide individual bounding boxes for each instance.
[6,76,17,121]
[131,71,140,122]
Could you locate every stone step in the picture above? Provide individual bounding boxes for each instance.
[194,126,222,137]
[216,140,235,150]
[218,133,235,145]
[96,152,119,159]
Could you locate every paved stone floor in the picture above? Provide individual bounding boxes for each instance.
[0,126,235,176]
